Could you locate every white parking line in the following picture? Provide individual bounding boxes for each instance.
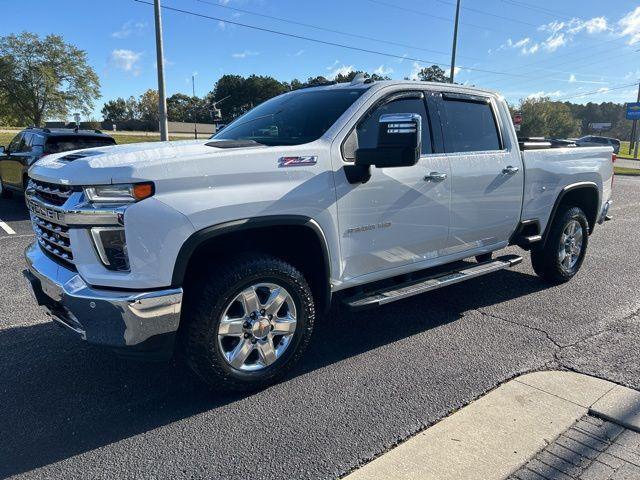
[0,220,16,235]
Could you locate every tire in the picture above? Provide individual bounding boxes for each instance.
[475,252,492,263]
[184,254,315,391]
[531,205,589,283]
[0,178,12,199]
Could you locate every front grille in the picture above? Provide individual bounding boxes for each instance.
[30,179,73,207]
[31,214,74,265]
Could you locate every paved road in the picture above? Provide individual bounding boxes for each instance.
[1,177,639,479]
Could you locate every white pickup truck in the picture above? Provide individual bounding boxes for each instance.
[23,79,614,391]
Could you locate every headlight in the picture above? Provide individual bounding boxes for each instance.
[84,182,154,203]
[90,227,130,271]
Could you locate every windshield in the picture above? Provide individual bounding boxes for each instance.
[45,136,116,154]
[211,88,366,146]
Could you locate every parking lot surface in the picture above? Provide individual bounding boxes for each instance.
[1,176,639,479]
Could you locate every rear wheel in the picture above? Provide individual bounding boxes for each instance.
[531,206,588,283]
[184,254,315,391]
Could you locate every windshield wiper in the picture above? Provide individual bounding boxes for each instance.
[205,139,267,149]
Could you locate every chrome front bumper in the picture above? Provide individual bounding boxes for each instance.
[24,242,183,355]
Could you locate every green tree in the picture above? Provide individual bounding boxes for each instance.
[517,97,580,138]
[101,98,128,123]
[137,89,159,129]
[0,32,100,126]
[411,65,448,83]
[167,93,193,122]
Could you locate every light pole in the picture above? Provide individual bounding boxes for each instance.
[153,0,169,141]
[449,0,461,84]
[192,73,198,140]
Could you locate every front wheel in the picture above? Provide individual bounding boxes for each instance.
[184,254,315,391]
[531,206,589,283]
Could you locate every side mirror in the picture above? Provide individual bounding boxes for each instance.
[0,146,5,155]
[355,113,422,168]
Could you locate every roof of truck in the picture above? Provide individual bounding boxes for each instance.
[304,79,500,98]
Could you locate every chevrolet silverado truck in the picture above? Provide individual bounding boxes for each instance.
[23,79,614,391]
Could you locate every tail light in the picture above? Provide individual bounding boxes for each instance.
[611,153,616,189]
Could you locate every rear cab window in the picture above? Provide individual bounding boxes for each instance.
[439,94,502,153]
[45,136,116,154]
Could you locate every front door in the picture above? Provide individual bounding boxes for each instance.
[333,91,451,283]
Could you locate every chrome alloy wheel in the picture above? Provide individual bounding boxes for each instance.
[217,283,297,372]
[558,219,583,272]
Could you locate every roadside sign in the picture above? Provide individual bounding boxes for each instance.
[589,122,612,131]
[626,103,640,120]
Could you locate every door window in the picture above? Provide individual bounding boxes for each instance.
[441,98,501,153]
[343,92,433,162]
[354,96,432,156]
[7,133,23,153]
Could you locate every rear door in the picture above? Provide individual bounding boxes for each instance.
[437,93,523,252]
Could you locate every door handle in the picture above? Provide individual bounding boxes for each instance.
[502,166,519,175]
[424,171,447,182]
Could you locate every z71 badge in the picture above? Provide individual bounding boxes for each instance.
[278,156,318,167]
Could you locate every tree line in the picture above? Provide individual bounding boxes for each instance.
[0,32,635,140]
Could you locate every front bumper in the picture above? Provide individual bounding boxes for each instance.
[24,242,183,359]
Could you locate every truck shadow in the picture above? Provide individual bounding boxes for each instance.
[0,194,30,222]
[0,267,550,477]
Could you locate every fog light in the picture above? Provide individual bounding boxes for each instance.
[90,227,130,271]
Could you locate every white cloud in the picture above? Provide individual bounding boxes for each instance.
[408,62,422,81]
[543,33,566,52]
[569,74,577,83]
[231,50,259,59]
[293,49,305,57]
[502,15,608,56]
[110,49,142,75]
[374,64,393,76]
[396,53,408,64]
[327,64,354,80]
[444,66,461,78]
[112,21,147,39]
[217,21,226,30]
[619,6,640,45]
[526,90,563,99]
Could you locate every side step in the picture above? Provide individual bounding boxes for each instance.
[521,234,542,245]
[343,254,523,311]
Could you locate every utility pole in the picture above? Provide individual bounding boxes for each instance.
[449,0,461,84]
[192,74,198,140]
[629,81,640,156]
[154,0,169,141]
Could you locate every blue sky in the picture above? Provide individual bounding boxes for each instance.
[2,0,640,120]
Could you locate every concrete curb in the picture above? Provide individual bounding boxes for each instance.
[344,371,640,480]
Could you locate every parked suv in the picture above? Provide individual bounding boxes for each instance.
[0,127,116,197]
[575,135,620,154]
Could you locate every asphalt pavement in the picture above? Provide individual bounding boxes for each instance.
[1,177,639,480]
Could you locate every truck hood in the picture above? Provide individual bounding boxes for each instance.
[28,139,267,186]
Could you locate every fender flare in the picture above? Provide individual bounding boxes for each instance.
[171,215,332,309]
[542,181,599,246]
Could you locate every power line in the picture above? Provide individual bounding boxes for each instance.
[433,0,539,27]
[500,0,575,21]
[555,82,638,101]
[194,0,478,60]
[361,0,496,31]
[133,0,532,79]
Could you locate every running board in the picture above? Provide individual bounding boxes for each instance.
[343,254,523,311]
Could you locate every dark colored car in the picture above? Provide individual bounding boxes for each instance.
[0,127,116,198]
[575,135,620,154]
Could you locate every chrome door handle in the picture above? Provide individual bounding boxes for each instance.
[424,171,447,182]
[502,166,519,175]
